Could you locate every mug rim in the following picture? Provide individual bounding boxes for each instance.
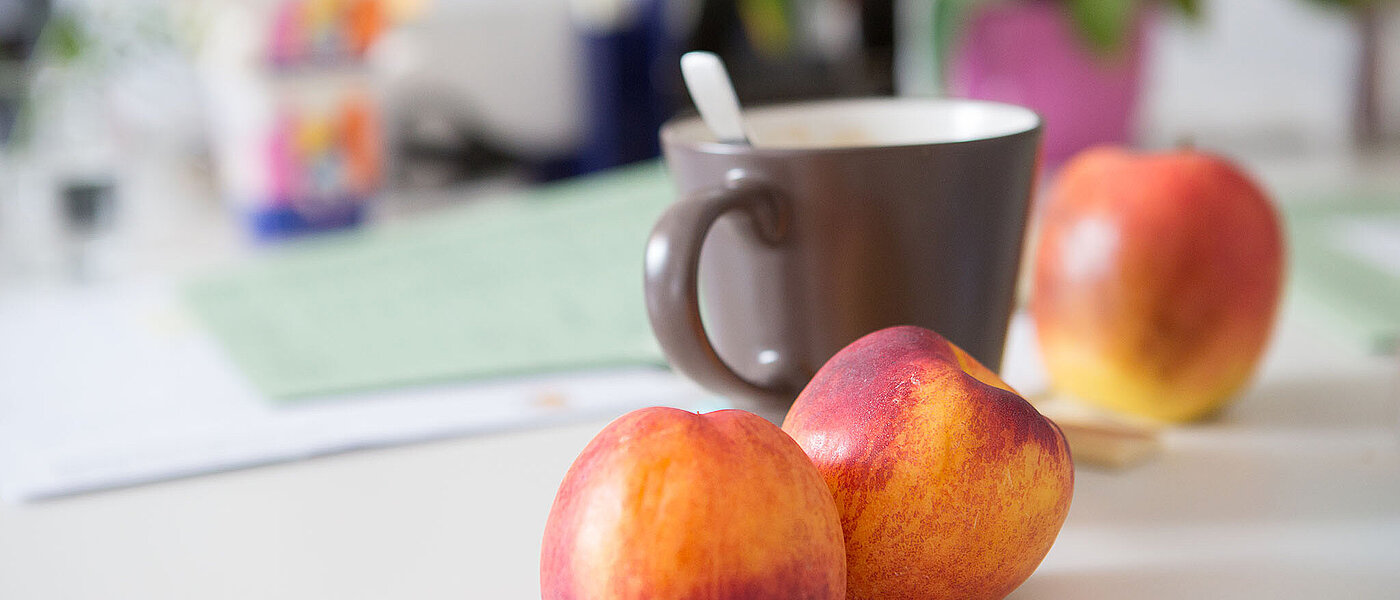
[660,97,1042,156]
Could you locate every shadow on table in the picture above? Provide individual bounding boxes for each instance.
[1065,450,1400,528]
[1061,370,1400,529]
[1010,558,1400,599]
[1214,371,1399,431]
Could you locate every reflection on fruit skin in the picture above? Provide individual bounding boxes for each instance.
[1032,147,1284,423]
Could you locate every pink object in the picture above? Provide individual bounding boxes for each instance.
[269,1,304,66]
[948,2,1151,168]
[267,112,298,207]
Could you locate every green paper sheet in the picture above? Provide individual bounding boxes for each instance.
[185,163,676,401]
[1284,193,1400,355]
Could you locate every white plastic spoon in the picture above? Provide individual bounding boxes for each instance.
[680,51,751,145]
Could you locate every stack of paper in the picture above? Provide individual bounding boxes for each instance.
[0,164,728,502]
[1285,195,1400,354]
[186,162,677,400]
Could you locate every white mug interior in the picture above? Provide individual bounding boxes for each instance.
[667,97,1041,150]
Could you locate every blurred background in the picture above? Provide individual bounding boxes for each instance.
[1,0,1397,284]
[1,0,1399,479]
[1,1,1398,597]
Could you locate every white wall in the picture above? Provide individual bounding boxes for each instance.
[899,0,1385,154]
[1141,0,1363,152]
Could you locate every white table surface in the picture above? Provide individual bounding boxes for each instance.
[2,298,1397,599]
[2,149,1398,598]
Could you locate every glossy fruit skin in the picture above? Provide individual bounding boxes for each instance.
[541,407,846,600]
[1032,147,1284,422]
[783,326,1073,600]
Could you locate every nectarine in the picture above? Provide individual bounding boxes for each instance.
[1031,147,1284,422]
[542,407,846,600]
[783,326,1073,600]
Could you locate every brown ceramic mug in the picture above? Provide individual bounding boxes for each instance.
[644,97,1041,404]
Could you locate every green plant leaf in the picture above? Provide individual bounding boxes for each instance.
[932,0,983,89]
[1169,0,1202,19]
[36,13,89,63]
[737,0,793,58]
[1065,0,1140,54]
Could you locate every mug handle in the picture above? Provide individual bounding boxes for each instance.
[644,177,793,402]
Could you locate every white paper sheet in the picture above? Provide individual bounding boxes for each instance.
[1330,216,1400,279]
[0,282,719,503]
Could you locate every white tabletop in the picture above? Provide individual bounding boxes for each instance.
[2,148,1398,598]
[1,298,1397,599]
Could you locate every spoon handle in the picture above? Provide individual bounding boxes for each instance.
[680,51,750,145]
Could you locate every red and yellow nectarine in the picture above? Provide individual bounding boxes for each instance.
[542,407,846,600]
[783,326,1074,600]
[1032,147,1284,422]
